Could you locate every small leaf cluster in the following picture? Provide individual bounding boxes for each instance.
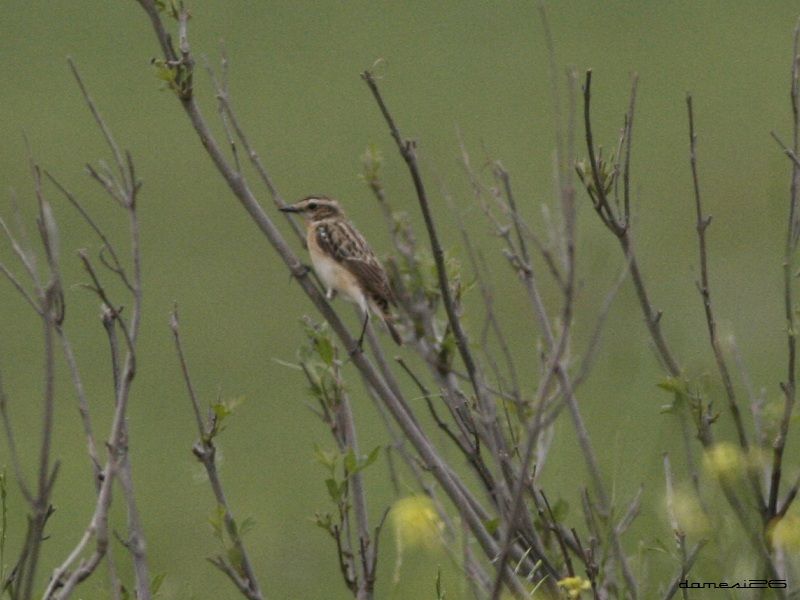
[153,0,181,20]
[151,58,193,99]
[208,504,256,577]
[575,154,616,200]
[204,396,243,443]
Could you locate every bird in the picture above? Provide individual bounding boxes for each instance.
[280,196,402,350]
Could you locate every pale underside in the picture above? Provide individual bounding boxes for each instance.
[307,219,389,317]
[310,242,392,319]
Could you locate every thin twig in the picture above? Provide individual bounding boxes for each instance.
[768,19,800,519]
[361,71,512,487]
[170,308,264,600]
[45,171,133,292]
[686,94,765,516]
[582,71,681,377]
[45,60,150,600]
[204,51,305,244]
[68,58,129,191]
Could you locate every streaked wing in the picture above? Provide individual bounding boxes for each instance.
[316,219,395,308]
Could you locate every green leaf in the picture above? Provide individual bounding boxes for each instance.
[238,516,256,538]
[344,445,383,476]
[435,566,446,600]
[362,446,381,470]
[483,517,500,535]
[325,478,341,502]
[151,59,177,83]
[343,449,358,475]
[644,539,670,554]
[313,444,338,472]
[315,335,334,366]
[210,397,244,430]
[227,545,245,576]
[212,402,232,421]
[550,498,569,522]
[151,573,166,595]
[657,376,687,396]
[208,505,225,543]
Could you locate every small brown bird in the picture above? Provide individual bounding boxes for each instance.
[280,196,402,348]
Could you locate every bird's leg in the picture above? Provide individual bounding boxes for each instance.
[326,288,337,301]
[350,311,369,356]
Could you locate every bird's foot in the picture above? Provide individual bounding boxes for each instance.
[348,338,365,358]
[290,263,312,281]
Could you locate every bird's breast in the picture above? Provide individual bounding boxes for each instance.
[308,230,362,304]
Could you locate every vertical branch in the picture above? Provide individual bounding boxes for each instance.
[769,19,800,518]
[686,95,765,514]
[23,299,57,600]
[76,58,151,597]
[490,59,640,598]
[8,154,64,600]
[582,71,681,377]
[331,350,376,600]
[360,71,495,428]
[341,419,374,599]
[41,60,150,600]
[361,71,572,597]
[170,309,264,600]
[686,94,749,449]
[622,75,638,226]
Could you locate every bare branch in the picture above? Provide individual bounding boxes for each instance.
[170,307,264,600]
[581,70,681,377]
[0,212,41,293]
[204,50,305,243]
[686,94,765,514]
[0,259,41,314]
[686,95,749,449]
[45,171,134,292]
[68,58,129,191]
[769,19,800,519]
[45,58,149,599]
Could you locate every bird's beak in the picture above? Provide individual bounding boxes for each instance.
[279,205,302,213]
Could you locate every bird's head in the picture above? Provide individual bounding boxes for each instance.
[279,196,343,221]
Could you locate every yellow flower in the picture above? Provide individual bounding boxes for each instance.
[770,514,800,552]
[670,488,710,536]
[702,442,745,481]
[557,576,591,598]
[391,495,443,550]
[391,495,444,583]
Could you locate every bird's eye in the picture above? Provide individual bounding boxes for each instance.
[307,201,318,210]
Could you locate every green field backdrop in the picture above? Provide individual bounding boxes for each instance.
[1,2,799,598]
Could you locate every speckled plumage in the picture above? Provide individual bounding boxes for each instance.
[281,196,402,346]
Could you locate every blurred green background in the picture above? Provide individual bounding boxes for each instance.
[1,1,799,598]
